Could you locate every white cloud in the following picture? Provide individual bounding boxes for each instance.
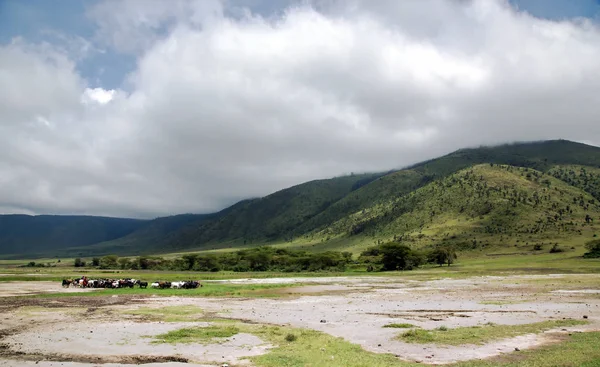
[1,0,600,217]
[82,88,115,105]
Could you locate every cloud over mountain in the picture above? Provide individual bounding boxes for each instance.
[1,0,600,217]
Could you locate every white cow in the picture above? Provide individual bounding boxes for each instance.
[171,281,185,289]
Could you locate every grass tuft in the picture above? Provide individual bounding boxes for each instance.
[383,323,417,329]
[126,305,204,322]
[285,333,297,342]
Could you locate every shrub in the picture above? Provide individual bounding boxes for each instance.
[74,258,86,267]
[285,333,297,342]
[549,244,564,253]
[584,240,600,258]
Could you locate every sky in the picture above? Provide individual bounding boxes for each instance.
[1,0,600,219]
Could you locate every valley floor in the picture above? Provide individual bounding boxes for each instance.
[0,274,599,366]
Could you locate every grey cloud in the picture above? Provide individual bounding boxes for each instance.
[1,0,600,218]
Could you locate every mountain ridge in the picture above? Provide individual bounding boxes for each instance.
[2,139,600,258]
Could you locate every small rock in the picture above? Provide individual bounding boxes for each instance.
[583,315,588,319]
[378,344,382,347]
[320,320,327,323]
[514,348,520,352]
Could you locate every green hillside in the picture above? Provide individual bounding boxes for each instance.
[61,214,215,257]
[548,165,600,201]
[0,215,145,257]
[165,173,383,249]
[313,164,600,253]
[3,139,600,258]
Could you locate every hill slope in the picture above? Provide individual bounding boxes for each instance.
[162,139,600,251]
[314,164,600,253]
[3,139,600,258]
[0,215,146,257]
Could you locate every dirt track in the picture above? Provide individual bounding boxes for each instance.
[0,274,598,366]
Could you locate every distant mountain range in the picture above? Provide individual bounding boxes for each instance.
[2,139,600,258]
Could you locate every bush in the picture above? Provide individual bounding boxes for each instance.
[533,244,543,251]
[549,244,564,253]
[74,258,86,267]
[285,333,297,342]
[584,240,600,258]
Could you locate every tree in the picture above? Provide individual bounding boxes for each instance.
[427,246,457,267]
[378,243,424,271]
[74,258,85,267]
[584,240,600,258]
[99,255,118,269]
[91,257,100,267]
[118,258,131,269]
[182,254,199,270]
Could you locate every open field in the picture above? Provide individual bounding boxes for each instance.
[0,271,599,366]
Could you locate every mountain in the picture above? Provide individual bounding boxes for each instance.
[2,139,600,258]
[0,215,146,257]
[61,214,215,258]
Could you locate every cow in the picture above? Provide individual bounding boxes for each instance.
[158,281,171,289]
[171,281,185,289]
[61,279,72,288]
[182,281,202,289]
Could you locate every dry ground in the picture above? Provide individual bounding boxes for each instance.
[0,274,598,366]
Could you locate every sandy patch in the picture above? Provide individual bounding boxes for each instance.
[0,281,99,297]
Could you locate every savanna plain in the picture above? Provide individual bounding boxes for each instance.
[0,253,599,367]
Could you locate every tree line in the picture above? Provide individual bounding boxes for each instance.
[73,243,457,272]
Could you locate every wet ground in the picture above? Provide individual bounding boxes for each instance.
[0,274,598,366]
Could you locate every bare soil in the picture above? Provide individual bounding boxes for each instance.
[0,274,598,366]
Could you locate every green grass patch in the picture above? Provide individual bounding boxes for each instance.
[26,282,299,299]
[383,323,417,329]
[399,320,587,345]
[455,331,600,367]
[153,325,239,344]
[248,324,600,367]
[125,306,205,322]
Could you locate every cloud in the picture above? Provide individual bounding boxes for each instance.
[1,0,600,218]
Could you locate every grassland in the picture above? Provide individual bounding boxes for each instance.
[144,321,600,367]
[153,325,240,344]
[398,320,588,345]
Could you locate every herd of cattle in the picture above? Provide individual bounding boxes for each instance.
[61,278,202,289]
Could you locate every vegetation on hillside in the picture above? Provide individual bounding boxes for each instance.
[0,215,145,256]
[3,140,600,258]
[317,164,600,253]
